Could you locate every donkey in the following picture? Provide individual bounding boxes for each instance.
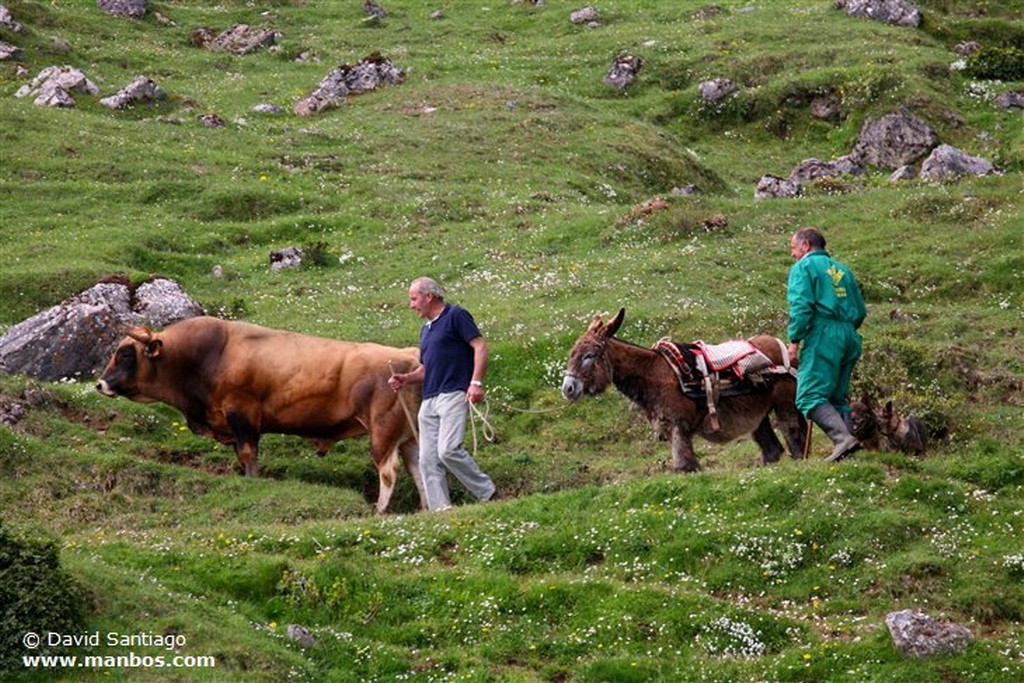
[561,308,807,472]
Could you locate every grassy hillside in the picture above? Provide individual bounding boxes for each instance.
[2,0,1023,680]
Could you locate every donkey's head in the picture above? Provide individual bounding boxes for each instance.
[561,308,624,401]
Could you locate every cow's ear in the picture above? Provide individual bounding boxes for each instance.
[144,339,163,359]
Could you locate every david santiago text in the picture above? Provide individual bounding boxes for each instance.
[24,631,186,651]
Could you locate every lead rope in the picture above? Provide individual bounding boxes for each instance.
[388,360,419,443]
[466,396,571,457]
[467,397,496,457]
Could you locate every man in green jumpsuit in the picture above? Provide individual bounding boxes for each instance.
[786,227,867,462]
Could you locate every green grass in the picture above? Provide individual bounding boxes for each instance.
[2,0,1024,680]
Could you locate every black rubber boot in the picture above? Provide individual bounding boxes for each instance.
[809,404,861,462]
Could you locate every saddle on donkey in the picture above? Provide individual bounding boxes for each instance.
[653,337,796,431]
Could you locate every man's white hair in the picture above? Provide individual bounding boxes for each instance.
[411,276,445,300]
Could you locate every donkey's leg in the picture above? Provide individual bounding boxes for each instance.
[779,412,809,459]
[671,426,701,472]
[751,415,784,464]
[772,381,808,459]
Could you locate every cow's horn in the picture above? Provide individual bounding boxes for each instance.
[126,327,153,344]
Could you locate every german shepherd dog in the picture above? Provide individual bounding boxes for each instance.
[849,392,881,451]
[879,400,928,458]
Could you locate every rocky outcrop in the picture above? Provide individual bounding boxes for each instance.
[99,76,166,109]
[850,111,938,170]
[14,66,99,108]
[97,0,147,19]
[604,54,642,90]
[789,156,865,183]
[835,0,922,28]
[886,610,973,658]
[294,52,404,117]
[699,78,737,104]
[191,24,280,56]
[0,5,23,32]
[755,175,801,200]
[994,91,1024,110]
[919,144,995,180]
[0,277,203,382]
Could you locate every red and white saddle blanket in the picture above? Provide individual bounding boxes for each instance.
[653,336,794,431]
[693,339,773,378]
[654,337,791,383]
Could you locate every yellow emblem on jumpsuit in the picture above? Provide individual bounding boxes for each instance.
[827,265,847,298]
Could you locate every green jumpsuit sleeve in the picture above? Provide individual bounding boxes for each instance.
[786,260,815,343]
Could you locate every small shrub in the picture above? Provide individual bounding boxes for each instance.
[964,46,1024,81]
[0,524,85,668]
[302,240,334,268]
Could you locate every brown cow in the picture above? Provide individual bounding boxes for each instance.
[95,316,425,513]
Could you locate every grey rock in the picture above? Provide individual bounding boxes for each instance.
[295,52,404,117]
[14,66,99,108]
[834,0,921,28]
[364,0,386,19]
[100,75,165,109]
[698,78,737,104]
[97,0,147,19]
[851,111,938,170]
[789,155,865,183]
[570,7,600,25]
[954,41,981,57]
[994,91,1024,110]
[270,247,304,271]
[888,164,916,182]
[919,144,994,180]
[809,91,842,120]
[754,175,801,200]
[0,6,24,32]
[0,278,203,382]
[194,24,280,56]
[885,610,973,658]
[603,54,642,90]
[0,40,23,61]
[253,103,284,114]
[286,624,316,649]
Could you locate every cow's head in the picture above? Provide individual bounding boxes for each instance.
[95,326,164,402]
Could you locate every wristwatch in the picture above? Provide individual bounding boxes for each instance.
[470,380,484,387]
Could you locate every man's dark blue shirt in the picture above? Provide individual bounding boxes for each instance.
[419,304,481,400]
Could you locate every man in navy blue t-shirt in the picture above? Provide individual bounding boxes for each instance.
[388,277,498,510]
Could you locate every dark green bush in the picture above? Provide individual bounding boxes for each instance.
[0,523,85,669]
[964,46,1024,81]
[302,240,334,268]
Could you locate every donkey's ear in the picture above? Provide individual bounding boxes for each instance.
[586,314,604,333]
[604,308,625,338]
